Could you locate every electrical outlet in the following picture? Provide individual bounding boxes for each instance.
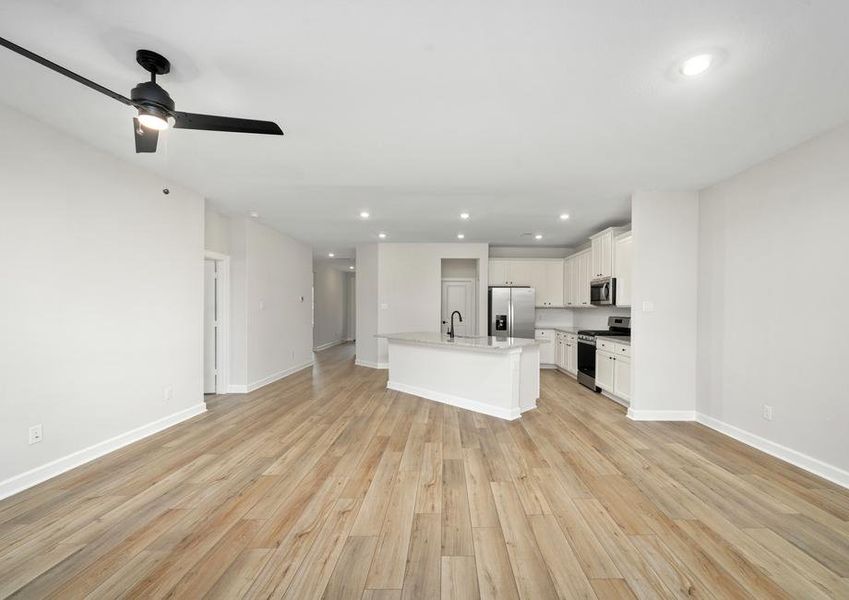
[28,425,43,445]
[762,404,773,421]
[163,386,173,402]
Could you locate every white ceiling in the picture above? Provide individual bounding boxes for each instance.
[3,0,849,259]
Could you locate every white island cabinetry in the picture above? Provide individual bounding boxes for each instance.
[377,332,543,420]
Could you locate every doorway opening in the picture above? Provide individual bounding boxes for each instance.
[204,251,230,395]
[440,258,478,337]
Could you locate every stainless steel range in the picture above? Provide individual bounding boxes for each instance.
[577,316,631,391]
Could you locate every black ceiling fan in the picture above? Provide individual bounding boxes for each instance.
[0,36,283,153]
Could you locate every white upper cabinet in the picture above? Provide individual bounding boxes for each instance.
[614,232,632,307]
[489,260,510,286]
[562,250,592,307]
[563,259,574,307]
[578,250,593,306]
[488,259,564,307]
[539,260,564,307]
[590,227,626,279]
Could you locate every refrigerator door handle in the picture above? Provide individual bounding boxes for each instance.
[509,295,514,337]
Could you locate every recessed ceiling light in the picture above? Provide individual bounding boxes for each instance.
[328,252,335,257]
[349,265,355,270]
[457,233,465,239]
[680,53,713,77]
[535,234,543,240]
[248,210,260,218]
[378,232,387,239]
[460,212,470,220]
[559,213,570,221]
[360,211,370,219]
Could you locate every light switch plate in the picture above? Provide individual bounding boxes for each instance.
[642,301,655,313]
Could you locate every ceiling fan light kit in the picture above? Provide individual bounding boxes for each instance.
[0,37,284,154]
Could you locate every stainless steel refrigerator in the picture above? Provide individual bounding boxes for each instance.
[488,287,536,339]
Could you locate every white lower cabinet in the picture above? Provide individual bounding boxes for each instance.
[595,350,615,392]
[536,329,555,365]
[596,341,631,402]
[613,355,631,402]
[565,334,577,374]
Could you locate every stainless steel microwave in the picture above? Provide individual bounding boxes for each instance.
[590,276,616,306]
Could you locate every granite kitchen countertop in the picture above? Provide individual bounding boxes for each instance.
[596,335,631,346]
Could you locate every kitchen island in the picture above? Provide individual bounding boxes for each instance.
[375,332,543,420]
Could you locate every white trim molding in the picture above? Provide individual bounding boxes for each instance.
[627,409,696,421]
[0,403,207,501]
[696,413,849,490]
[204,250,231,395]
[355,359,389,369]
[313,339,345,352]
[246,361,313,393]
[388,381,521,421]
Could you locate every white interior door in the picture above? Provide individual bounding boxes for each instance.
[204,259,217,394]
[441,279,476,336]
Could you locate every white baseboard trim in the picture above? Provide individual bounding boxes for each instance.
[540,364,557,370]
[388,380,521,421]
[627,409,696,421]
[355,359,389,370]
[313,339,344,352]
[226,360,314,395]
[601,390,630,409]
[0,402,207,501]
[520,401,538,413]
[247,361,314,393]
[553,366,578,379]
[695,413,849,490]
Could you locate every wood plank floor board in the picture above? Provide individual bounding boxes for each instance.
[1,343,848,599]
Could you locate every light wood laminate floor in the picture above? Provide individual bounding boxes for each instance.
[1,342,848,599]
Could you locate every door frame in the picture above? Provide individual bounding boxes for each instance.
[441,277,477,336]
[204,250,230,395]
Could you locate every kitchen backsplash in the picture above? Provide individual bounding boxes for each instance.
[535,306,630,329]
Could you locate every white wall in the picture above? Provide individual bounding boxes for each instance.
[356,243,489,366]
[630,191,699,418]
[244,220,314,388]
[573,306,631,330]
[698,123,849,476]
[441,258,478,279]
[204,205,231,255]
[313,261,348,350]
[376,243,489,364]
[0,104,205,494]
[355,244,380,367]
[345,273,356,341]
[208,211,313,391]
[489,246,575,258]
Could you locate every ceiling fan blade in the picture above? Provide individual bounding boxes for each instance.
[173,111,283,135]
[0,36,135,107]
[133,118,159,153]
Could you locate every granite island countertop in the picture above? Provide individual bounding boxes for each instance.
[376,332,546,352]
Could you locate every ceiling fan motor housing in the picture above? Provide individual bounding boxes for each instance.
[131,80,175,116]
